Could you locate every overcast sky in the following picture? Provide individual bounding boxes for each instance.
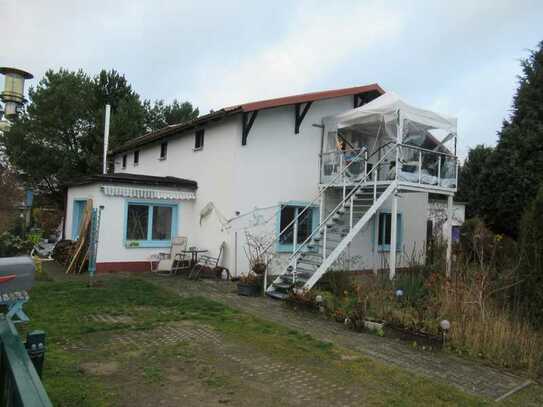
[1,0,542,157]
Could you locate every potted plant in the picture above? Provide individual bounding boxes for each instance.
[236,272,260,296]
[244,231,272,275]
[237,232,273,296]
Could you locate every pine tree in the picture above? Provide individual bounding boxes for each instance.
[457,41,543,237]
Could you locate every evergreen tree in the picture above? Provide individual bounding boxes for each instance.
[143,99,199,132]
[0,68,198,205]
[492,41,543,236]
[457,41,543,236]
[456,145,495,220]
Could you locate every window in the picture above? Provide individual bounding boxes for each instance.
[134,150,140,165]
[194,129,204,150]
[377,212,402,251]
[277,203,318,252]
[125,202,177,247]
[160,142,168,159]
[122,154,127,168]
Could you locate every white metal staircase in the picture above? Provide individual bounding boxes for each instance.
[266,145,397,299]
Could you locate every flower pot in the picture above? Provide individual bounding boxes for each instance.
[237,282,260,297]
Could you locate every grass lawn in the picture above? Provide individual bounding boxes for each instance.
[21,271,543,406]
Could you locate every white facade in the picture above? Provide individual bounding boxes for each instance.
[66,91,437,276]
[65,182,196,270]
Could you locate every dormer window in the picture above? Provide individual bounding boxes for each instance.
[160,142,168,160]
[194,129,205,150]
[122,154,127,169]
[134,150,140,166]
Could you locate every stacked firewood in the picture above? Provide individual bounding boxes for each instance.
[52,240,78,264]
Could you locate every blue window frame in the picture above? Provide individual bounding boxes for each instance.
[72,199,87,240]
[124,201,178,248]
[376,211,403,252]
[276,202,319,252]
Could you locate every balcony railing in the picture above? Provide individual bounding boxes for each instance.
[320,148,367,184]
[320,143,458,190]
[396,144,458,189]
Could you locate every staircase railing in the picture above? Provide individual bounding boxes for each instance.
[262,148,366,245]
[284,144,397,272]
[260,146,370,291]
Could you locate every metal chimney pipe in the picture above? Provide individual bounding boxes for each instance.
[102,104,111,174]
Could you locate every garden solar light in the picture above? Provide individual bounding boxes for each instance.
[440,319,450,331]
[395,289,404,298]
[440,319,450,346]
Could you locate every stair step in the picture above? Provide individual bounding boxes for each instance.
[280,274,310,284]
[295,267,317,275]
[273,281,291,291]
[300,253,324,260]
[267,290,289,300]
[298,258,322,266]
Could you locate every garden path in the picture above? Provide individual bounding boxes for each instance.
[145,274,532,401]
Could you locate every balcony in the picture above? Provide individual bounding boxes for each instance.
[320,143,458,192]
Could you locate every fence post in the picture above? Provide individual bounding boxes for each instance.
[25,331,46,378]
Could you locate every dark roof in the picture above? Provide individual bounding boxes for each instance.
[69,173,197,189]
[111,83,384,155]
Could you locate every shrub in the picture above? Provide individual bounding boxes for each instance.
[0,232,33,257]
[319,270,355,298]
[286,290,317,310]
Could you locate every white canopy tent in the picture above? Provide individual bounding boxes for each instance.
[327,92,458,154]
[335,92,456,133]
[321,92,458,188]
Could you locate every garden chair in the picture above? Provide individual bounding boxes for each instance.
[150,236,191,276]
[189,241,230,280]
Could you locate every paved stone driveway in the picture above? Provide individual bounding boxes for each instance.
[145,274,530,401]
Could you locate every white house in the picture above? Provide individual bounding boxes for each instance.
[64,84,460,298]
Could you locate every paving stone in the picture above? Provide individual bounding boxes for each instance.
[88,314,134,324]
[146,275,531,401]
